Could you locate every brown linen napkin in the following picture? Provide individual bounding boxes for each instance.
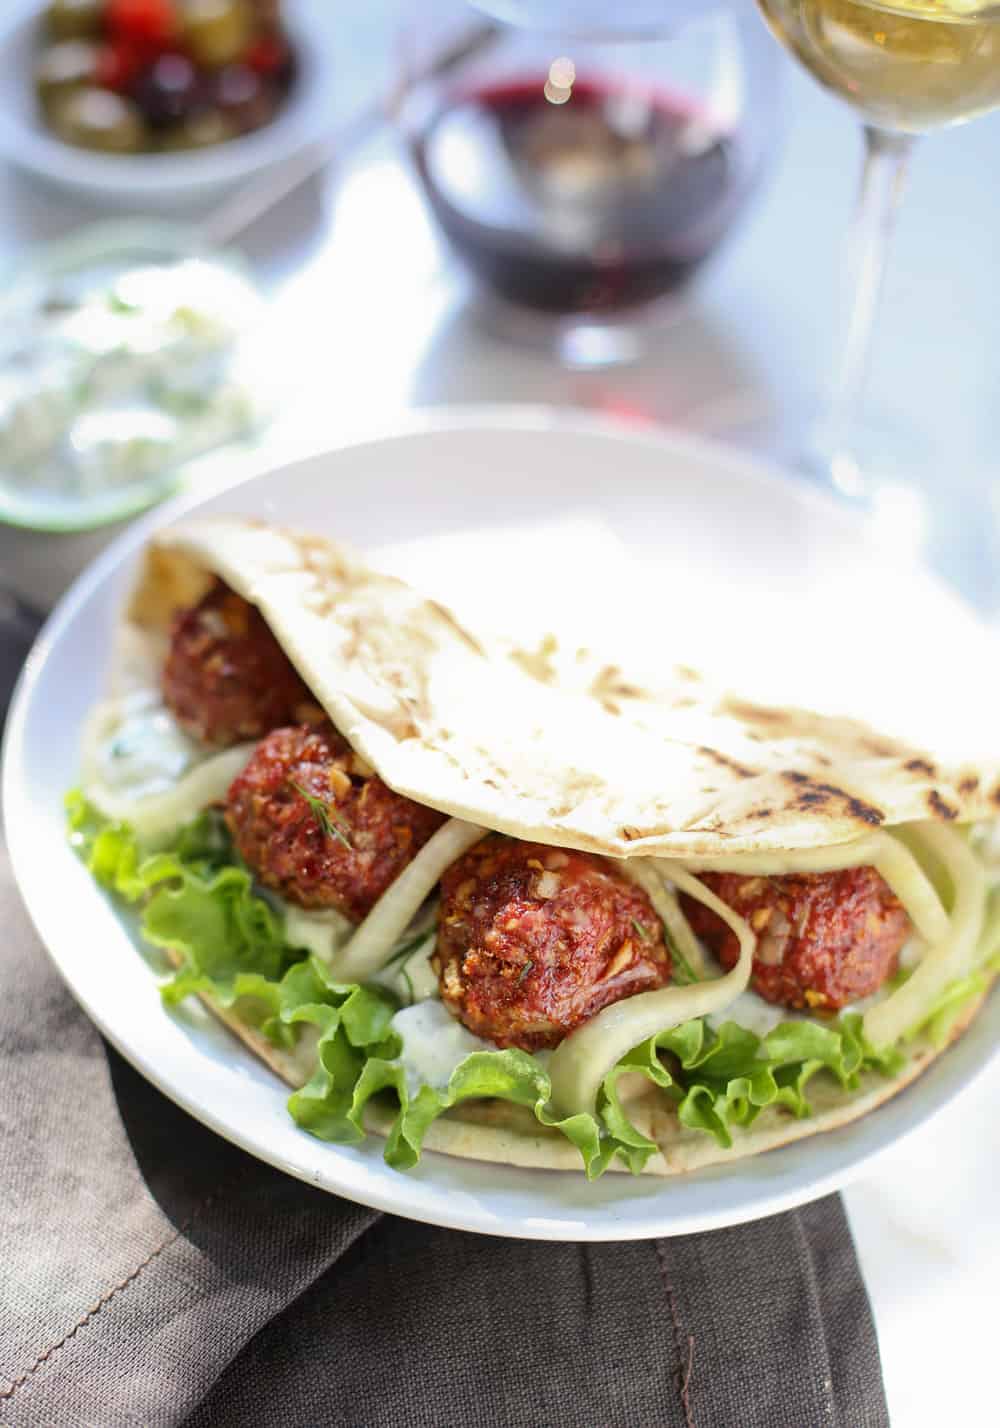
[0,840,890,1428]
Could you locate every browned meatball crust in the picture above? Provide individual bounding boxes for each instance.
[436,837,672,1051]
[682,866,910,1011]
[162,579,318,746]
[225,722,446,922]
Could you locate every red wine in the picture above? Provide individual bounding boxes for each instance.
[412,77,752,313]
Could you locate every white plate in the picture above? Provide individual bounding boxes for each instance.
[0,0,336,207]
[4,409,999,1240]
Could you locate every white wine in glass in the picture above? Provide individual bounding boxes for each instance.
[753,0,1000,493]
[759,0,1000,130]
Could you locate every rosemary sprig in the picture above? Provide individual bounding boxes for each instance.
[290,782,353,849]
[669,948,700,986]
[399,966,416,1006]
[658,919,701,986]
[383,930,435,969]
[631,911,700,984]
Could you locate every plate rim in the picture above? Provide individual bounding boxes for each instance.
[4,404,998,1241]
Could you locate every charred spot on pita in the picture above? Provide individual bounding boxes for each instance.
[904,757,936,777]
[698,747,756,778]
[724,699,788,725]
[926,790,958,820]
[425,599,485,655]
[780,770,884,826]
[862,737,896,757]
[844,797,885,826]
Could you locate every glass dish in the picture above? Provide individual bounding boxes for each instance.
[0,219,274,533]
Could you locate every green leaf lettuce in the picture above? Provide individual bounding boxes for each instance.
[66,793,991,1179]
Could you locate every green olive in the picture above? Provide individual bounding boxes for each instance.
[180,0,252,68]
[158,108,238,150]
[48,88,149,153]
[34,40,99,113]
[46,0,104,41]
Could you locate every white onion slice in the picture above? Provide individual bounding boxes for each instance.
[330,818,487,983]
[547,865,756,1119]
[864,823,986,1048]
[616,857,714,980]
[82,699,254,846]
[677,832,950,948]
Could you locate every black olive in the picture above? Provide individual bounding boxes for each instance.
[213,63,278,134]
[132,53,204,127]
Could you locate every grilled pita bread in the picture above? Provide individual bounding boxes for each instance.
[128,518,1000,859]
[106,516,998,1176]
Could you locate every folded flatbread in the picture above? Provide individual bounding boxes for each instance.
[73,517,1000,1176]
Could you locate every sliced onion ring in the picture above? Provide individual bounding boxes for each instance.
[548,865,756,1120]
[331,818,487,984]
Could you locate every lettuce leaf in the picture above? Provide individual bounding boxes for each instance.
[277,985,906,1177]
[67,791,300,992]
[896,888,1000,1050]
[68,793,973,1179]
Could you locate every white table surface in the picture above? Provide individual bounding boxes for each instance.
[1,6,998,1424]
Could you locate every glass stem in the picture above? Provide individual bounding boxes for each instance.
[821,124,916,496]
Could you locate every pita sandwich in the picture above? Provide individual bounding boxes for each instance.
[69,517,1000,1178]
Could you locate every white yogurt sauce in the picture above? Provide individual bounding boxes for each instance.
[83,692,254,845]
[0,256,265,507]
[390,1000,495,1096]
[705,990,790,1039]
[92,690,203,800]
[283,904,354,965]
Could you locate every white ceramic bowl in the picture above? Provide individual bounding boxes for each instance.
[0,0,338,207]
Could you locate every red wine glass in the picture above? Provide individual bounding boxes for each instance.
[398,3,782,365]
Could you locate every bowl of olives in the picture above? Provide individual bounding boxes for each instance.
[0,0,337,204]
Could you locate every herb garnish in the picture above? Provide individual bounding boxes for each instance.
[517,959,534,984]
[383,930,434,969]
[630,912,701,984]
[670,949,700,986]
[290,782,353,849]
[657,919,701,986]
[399,966,416,1005]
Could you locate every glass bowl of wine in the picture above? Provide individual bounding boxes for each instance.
[398,3,782,364]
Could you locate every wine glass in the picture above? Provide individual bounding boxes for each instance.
[398,2,781,366]
[752,0,1000,497]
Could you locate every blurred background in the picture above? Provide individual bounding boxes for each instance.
[0,0,997,626]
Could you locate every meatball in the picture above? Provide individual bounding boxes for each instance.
[162,579,318,746]
[435,837,672,1052]
[225,722,446,922]
[682,867,910,1011]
